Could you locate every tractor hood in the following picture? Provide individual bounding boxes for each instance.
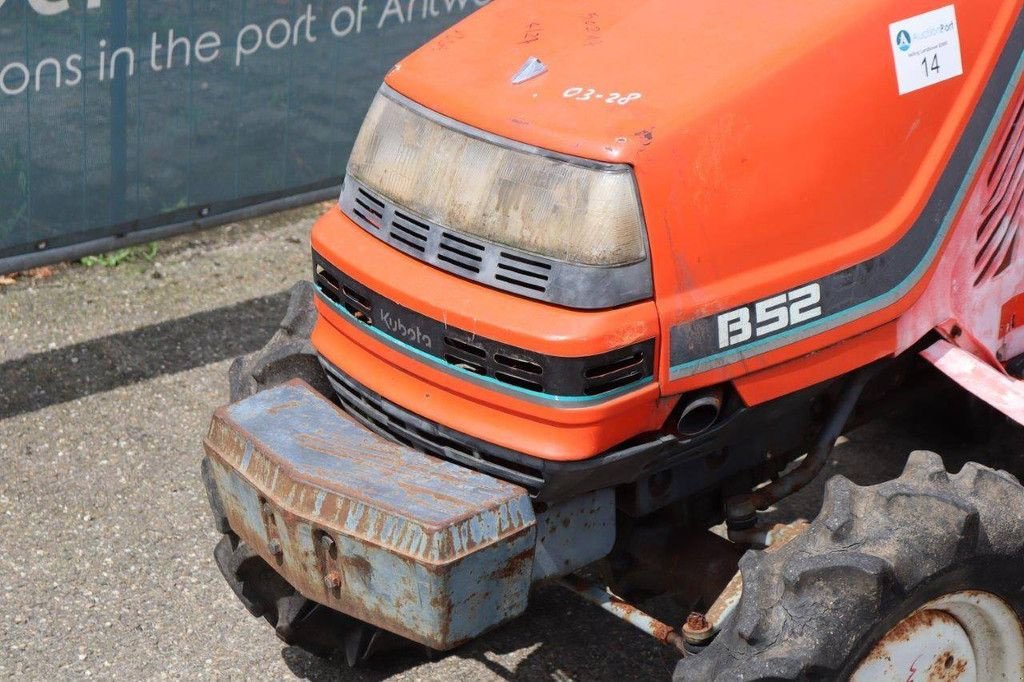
[385,0,1016,398]
[385,0,890,164]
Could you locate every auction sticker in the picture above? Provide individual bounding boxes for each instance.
[889,5,963,95]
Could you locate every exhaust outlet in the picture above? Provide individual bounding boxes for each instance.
[676,387,724,437]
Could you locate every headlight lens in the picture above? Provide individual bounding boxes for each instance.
[346,91,646,267]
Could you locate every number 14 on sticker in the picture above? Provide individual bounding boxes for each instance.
[889,5,964,95]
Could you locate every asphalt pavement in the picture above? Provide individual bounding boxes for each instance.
[2,204,1022,680]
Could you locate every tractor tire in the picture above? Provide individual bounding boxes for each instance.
[675,451,1024,681]
[228,280,331,402]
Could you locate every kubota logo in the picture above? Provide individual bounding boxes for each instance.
[896,29,913,52]
[377,310,432,350]
[1,0,103,15]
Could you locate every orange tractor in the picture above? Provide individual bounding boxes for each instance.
[202,1,1024,678]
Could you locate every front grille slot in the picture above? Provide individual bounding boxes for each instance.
[494,353,543,375]
[390,211,431,253]
[583,349,649,395]
[355,198,383,220]
[498,262,550,281]
[444,354,486,374]
[357,187,385,211]
[353,188,386,228]
[495,251,551,293]
[494,371,544,392]
[444,336,486,357]
[584,371,645,395]
[495,274,547,293]
[585,352,644,379]
[341,285,372,321]
[438,233,484,273]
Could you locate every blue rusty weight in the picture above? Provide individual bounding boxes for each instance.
[204,380,537,650]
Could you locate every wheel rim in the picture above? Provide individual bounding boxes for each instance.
[851,590,1024,681]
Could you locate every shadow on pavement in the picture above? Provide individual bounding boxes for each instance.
[0,291,290,419]
[278,581,680,681]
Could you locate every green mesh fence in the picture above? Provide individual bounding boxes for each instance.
[0,0,480,270]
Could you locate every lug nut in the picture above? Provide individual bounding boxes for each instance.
[682,612,714,646]
[324,571,341,589]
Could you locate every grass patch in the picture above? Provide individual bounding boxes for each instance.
[81,243,159,268]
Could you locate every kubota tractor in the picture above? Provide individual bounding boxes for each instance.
[201,1,1024,678]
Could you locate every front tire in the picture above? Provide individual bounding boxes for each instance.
[228,280,331,402]
[675,451,1024,681]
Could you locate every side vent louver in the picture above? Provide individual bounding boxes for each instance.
[975,97,1024,286]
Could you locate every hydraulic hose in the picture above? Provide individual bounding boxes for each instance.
[726,364,878,531]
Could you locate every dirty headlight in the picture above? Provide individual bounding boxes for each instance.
[346,90,646,267]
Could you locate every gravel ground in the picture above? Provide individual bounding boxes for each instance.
[1,206,1022,680]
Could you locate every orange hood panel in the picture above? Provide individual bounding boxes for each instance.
[387,0,894,164]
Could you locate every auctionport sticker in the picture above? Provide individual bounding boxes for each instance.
[889,5,964,95]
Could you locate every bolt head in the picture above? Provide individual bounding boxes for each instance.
[267,539,283,556]
[683,611,714,645]
[324,572,341,589]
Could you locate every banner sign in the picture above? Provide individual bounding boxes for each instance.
[0,0,482,271]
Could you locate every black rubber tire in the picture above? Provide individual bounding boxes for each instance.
[674,451,1024,681]
[228,280,331,402]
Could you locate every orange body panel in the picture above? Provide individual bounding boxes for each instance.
[733,323,899,407]
[313,0,1024,461]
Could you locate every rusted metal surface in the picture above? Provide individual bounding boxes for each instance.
[922,338,1024,426]
[532,489,615,581]
[856,610,971,681]
[204,380,537,651]
[559,576,689,655]
[705,571,743,632]
[682,612,713,646]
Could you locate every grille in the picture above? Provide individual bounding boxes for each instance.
[975,96,1024,286]
[338,177,654,310]
[321,358,546,491]
[313,251,655,399]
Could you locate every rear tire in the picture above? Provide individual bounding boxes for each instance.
[675,451,1024,681]
[228,280,331,402]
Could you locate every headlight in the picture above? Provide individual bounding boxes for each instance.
[346,89,646,267]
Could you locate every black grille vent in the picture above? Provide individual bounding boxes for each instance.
[313,251,655,398]
[353,188,385,228]
[975,96,1023,286]
[438,232,485,273]
[321,360,546,491]
[390,211,430,253]
[583,351,647,395]
[496,252,551,293]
